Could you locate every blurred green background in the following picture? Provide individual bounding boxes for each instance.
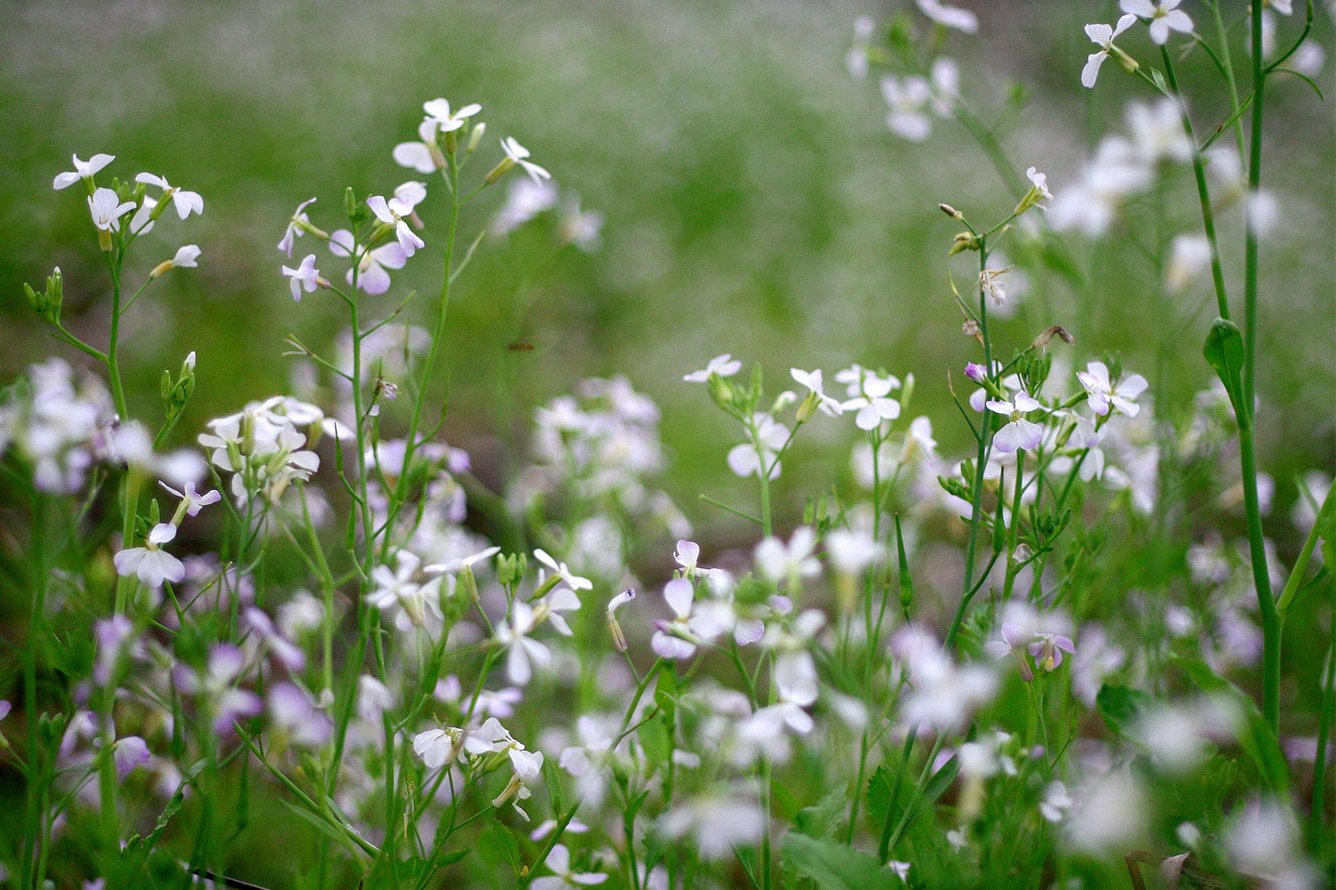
[1,0,1332,538]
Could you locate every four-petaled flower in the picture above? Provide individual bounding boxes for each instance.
[329,229,408,295]
[1082,14,1138,88]
[986,392,1045,453]
[790,368,843,420]
[113,522,185,588]
[282,254,321,302]
[54,153,115,190]
[368,190,426,257]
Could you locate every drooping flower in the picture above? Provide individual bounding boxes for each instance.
[1082,14,1138,88]
[136,173,204,219]
[533,548,594,593]
[277,197,317,256]
[498,137,551,185]
[53,153,114,190]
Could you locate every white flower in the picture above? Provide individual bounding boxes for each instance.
[880,75,933,141]
[394,119,445,174]
[492,747,545,818]
[530,844,608,890]
[367,192,426,257]
[422,98,482,133]
[986,392,1045,453]
[754,526,821,584]
[1166,234,1211,293]
[916,0,978,33]
[501,137,551,184]
[87,187,135,233]
[845,15,875,80]
[1049,137,1153,236]
[683,353,742,382]
[1040,781,1073,823]
[651,577,702,659]
[1126,99,1192,165]
[413,728,458,769]
[53,153,114,190]
[1076,361,1148,417]
[826,528,884,577]
[1082,14,1138,88]
[1121,0,1193,46]
[660,788,764,860]
[278,197,317,256]
[135,173,204,219]
[282,254,321,302]
[113,522,185,588]
[368,550,444,634]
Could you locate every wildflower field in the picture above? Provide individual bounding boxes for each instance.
[0,1,1333,887]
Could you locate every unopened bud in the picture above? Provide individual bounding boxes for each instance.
[939,203,963,220]
[707,374,735,410]
[795,390,819,424]
[467,122,486,155]
[964,362,986,383]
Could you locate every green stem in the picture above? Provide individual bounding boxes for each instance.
[1310,638,1335,856]
[1159,46,1232,322]
[1243,0,1279,734]
[1207,0,1249,163]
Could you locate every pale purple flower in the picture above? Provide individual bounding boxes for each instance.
[278,197,317,256]
[268,681,332,748]
[652,577,701,659]
[54,153,114,190]
[282,254,321,302]
[1076,361,1148,417]
[329,229,407,295]
[367,192,426,257]
[113,735,151,779]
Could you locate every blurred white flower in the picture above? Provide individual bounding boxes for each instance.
[845,16,875,80]
[880,74,933,141]
[278,197,317,256]
[530,844,607,890]
[916,0,978,33]
[683,353,742,382]
[1121,0,1193,46]
[500,137,551,185]
[1166,234,1211,293]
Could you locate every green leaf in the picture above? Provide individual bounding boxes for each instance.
[1096,684,1153,737]
[865,766,893,836]
[479,821,520,872]
[781,832,900,890]
[543,756,565,815]
[922,755,959,804]
[1203,318,1248,425]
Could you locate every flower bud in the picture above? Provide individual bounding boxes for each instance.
[939,203,963,220]
[467,122,486,155]
[948,231,980,255]
[707,374,735,410]
[964,362,986,383]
